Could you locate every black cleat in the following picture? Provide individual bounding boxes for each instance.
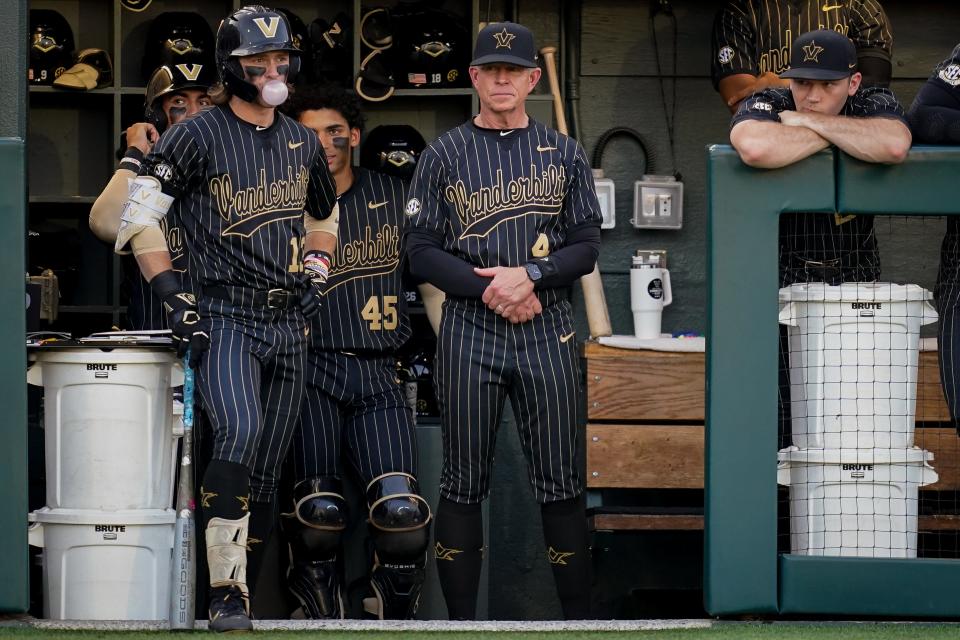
[287,559,344,619]
[208,585,253,633]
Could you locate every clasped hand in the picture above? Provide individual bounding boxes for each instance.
[474,265,542,324]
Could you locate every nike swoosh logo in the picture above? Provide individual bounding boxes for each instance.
[288,141,305,149]
[822,3,843,10]
[560,331,575,343]
[256,125,268,131]
[848,63,857,69]
[368,200,388,209]
[537,145,557,152]
[500,130,514,136]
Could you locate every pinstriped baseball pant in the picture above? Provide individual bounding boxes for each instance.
[197,298,308,503]
[291,350,418,484]
[436,297,583,505]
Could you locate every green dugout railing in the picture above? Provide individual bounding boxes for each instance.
[705,145,960,617]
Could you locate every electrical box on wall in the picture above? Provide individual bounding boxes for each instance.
[632,175,683,230]
[592,169,616,229]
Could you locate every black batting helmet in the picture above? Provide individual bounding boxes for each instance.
[360,125,427,181]
[28,9,74,85]
[391,7,468,89]
[216,5,301,102]
[275,7,310,84]
[141,12,215,84]
[144,53,216,132]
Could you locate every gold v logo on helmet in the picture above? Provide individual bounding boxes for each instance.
[175,63,203,81]
[253,16,280,39]
[167,38,194,55]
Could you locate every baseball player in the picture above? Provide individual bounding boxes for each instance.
[114,6,338,631]
[404,22,602,620]
[730,29,911,451]
[279,84,440,620]
[906,44,960,432]
[89,57,214,328]
[712,0,892,113]
[730,29,910,284]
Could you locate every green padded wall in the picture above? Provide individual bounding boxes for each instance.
[0,138,27,613]
[707,145,960,617]
[705,145,836,616]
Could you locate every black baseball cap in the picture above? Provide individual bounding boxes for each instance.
[470,22,537,68]
[780,29,857,81]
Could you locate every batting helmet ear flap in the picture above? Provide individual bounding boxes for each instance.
[287,52,302,83]
[144,102,168,132]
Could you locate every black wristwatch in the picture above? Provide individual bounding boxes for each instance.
[524,261,543,283]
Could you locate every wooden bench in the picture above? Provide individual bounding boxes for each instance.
[583,342,960,533]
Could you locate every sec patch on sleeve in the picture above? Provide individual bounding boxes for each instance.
[405,198,422,216]
[718,45,735,65]
[939,64,960,86]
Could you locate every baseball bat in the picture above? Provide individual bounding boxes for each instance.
[169,352,196,630]
[539,46,613,338]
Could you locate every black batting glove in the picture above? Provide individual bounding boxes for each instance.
[298,273,324,319]
[151,270,209,368]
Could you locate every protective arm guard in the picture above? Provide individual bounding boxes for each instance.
[114,175,175,255]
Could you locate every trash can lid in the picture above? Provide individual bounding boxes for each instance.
[778,282,932,303]
[777,446,933,465]
[29,507,176,525]
[28,330,175,349]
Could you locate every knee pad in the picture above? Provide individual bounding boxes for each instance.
[283,476,347,559]
[367,473,431,560]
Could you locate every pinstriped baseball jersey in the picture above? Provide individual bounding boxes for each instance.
[732,85,905,286]
[405,118,602,307]
[406,116,597,505]
[138,104,337,294]
[312,167,412,351]
[711,0,892,89]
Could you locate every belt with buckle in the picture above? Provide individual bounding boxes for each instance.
[203,285,298,309]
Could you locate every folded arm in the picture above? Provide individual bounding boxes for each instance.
[780,110,911,164]
[729,119,831,169]
[719,73,790,113]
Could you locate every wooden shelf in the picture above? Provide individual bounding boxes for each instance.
[392,88,474,97]
[590,513,705,532]
[58,305,120,314]
[29,196,97,204]
[29,86,116,95]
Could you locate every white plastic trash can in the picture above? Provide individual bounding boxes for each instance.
[777,447,938,558]
[778,283,938,449]
[28,507,175,620]
[27,346,184,510]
